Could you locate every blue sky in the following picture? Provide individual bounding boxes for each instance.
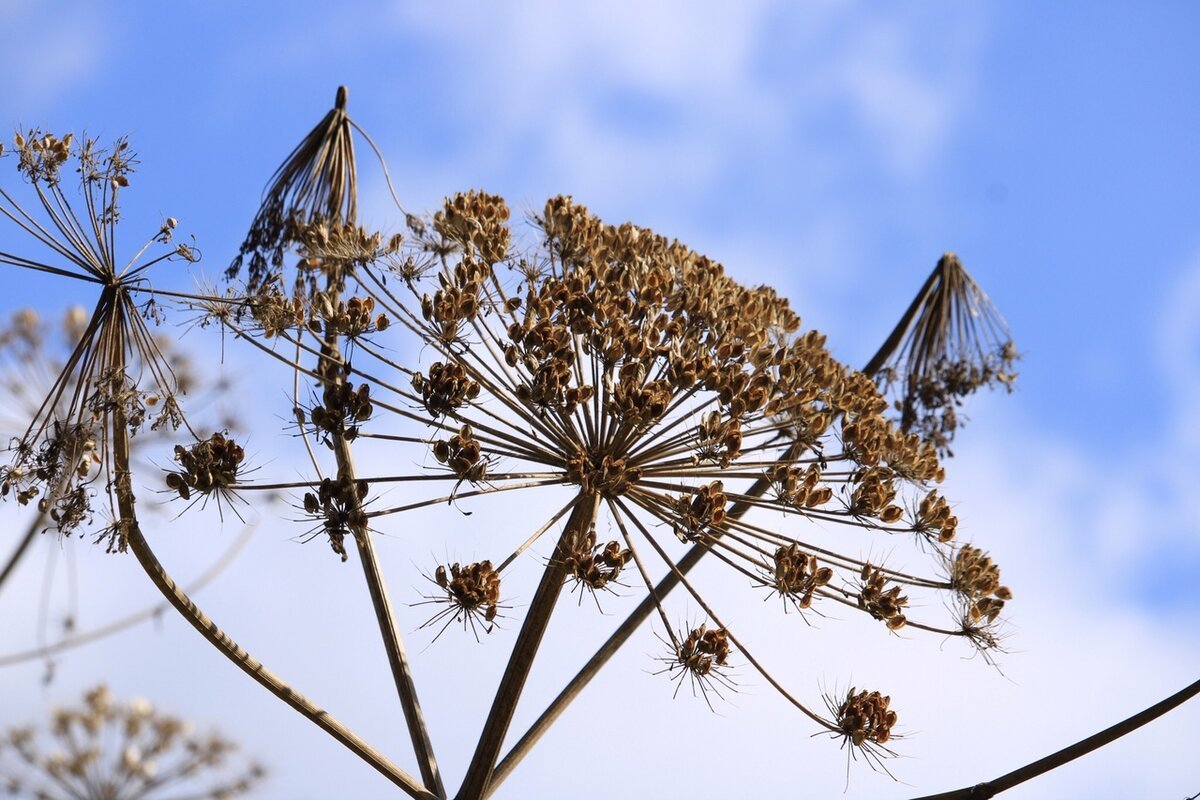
[1,3,1198,799]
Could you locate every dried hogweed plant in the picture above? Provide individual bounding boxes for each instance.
[0,90,1020,799]
[0,685,264,800]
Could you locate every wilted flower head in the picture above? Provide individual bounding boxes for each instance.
[0,131,206,551]
[0,685,265,800]
[870,252,1018,456]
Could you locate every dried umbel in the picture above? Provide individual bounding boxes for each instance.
[858,566,909,631]
[826,687,899,772]
[768,544,834,611]
[167,433,245,503]
[302,476,369,562]
[0,685,265,800]
[203,178,1014,779]
[229,86,358,292]
[419,560,503,640]
[0,133,213,551]
[950,544,1013,626]
[560,527,632,601]
[659,624,735,708]
[871,252,1019,457]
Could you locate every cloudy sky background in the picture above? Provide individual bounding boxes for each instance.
[1,2,1198,798]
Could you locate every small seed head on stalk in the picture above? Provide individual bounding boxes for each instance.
[418,560,504,641]
[658,624,736,709]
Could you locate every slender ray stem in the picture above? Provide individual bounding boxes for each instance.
[321,294,446,797]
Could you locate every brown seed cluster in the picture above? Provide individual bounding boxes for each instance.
[308,379,373,443]
[12,130,73,183]
[250,282,308,339]
[951,545,1012,624]
[694,411,743,466]
[565,449,642,497]
[412,361,480,417]
[915,489,957,542]
[420,259,491,344]
[849,466,905,523]
[675,624,732,680]
[834,688,898,748]
[296,220,402,278]
[166,433,245,501]
[312,293,390,338]
[432,425,488,484]
[303,476,369,562]
[433,191,511,265]
[769,544,833,609]
[767,463,832,510]
[858,566,909,631]
[672,481,728,543]
[561,528,632,597]
[427,560,502,636]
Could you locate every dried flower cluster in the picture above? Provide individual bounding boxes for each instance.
[872,252,1018,457]
[0,685,264,800]
[0,89,1019,799]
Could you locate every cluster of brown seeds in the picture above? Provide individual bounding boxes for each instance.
[848,466,904,523]
[308,379,373,443]
[565,450,641,497]
[694,411,743,466]
[420,258,491,344]
[915,490,958,542]
[560,529,632,598]
[769,544,834,610]
[166,433,245,501]
[296,221,402,278]
[833,688,898,748]
[858,566,909,631]
[768,463,832,510]
[671,481,728,543]
[950,545,1012,624]
[412,362,479,417]
[432,426,488,484]
[312,293,390,338]
[421,561,503,639]
[433,190,511,264]
[666,625,734,704]
[302,476,369,561]
[12,131,74,183]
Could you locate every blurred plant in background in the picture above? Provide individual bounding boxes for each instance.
[0,685,264,800]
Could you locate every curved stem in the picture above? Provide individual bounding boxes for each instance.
[907,675,1200,800]
[111,352,434,800]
